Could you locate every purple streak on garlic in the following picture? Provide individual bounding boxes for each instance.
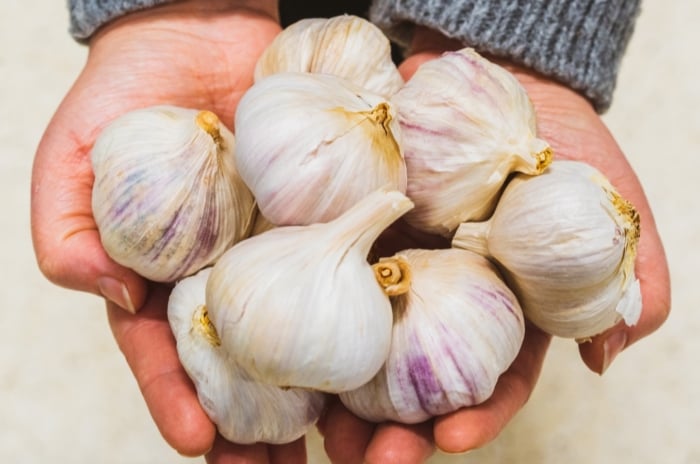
[91,105,255,282]
[391,47,552,237]
[340,248,525,424]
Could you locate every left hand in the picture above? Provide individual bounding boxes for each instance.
[321,27,671,463]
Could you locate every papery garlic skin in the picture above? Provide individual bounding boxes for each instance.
[91,105,255,282]
[168,268,326,444]
[254,15,404,98]
[392,47,552,236]
[206,188,414,392]
[249,208,276,236]
[452,160,642,339]
[235,72,406,226]
[340,248,524,424]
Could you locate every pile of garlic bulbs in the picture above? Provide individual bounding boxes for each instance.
[89,15,642,445]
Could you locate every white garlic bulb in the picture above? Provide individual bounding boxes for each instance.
[254,15,404,98]
[206,188,414,392]
[340,248,524,424]
[234,72,406,226]
[168,268,326,444]
[391,47,552,236]
[91,105,255,282]
[452,160,642,339]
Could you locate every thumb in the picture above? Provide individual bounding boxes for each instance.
[31,106,148,313]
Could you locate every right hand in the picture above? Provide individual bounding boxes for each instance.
[30,1,304,461]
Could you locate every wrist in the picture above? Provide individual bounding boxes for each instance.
[87,0,281,55]
[72,0,279,44]
[128,0,280,23]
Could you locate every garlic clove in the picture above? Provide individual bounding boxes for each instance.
[206,188,414,392]
[340,248,525,424]
[168,267,326,444]
[391,47,552,236]
[452,159,642,339]
[254,15,404,98]
[91,105,255,282]
[235,72,406,226]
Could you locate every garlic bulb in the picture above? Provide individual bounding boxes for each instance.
[168,268,326,444]
[391,47,552,236]
[340,248,524,424]
[254,15,404,98]
[206,188,414,392]
[452,160,642,339]
[91,105,255,282]
[234,72,406,226]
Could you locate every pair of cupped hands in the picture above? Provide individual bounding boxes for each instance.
[31,1,670,463]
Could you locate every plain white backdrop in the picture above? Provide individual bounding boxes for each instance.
[1,1,697,463]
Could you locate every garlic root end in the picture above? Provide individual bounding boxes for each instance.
[373,256,412,296]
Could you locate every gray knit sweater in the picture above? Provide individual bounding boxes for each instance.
[68,0,641,112]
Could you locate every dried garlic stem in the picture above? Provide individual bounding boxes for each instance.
[608,188,641,283]
[366,102,392,133]
[535,146,554,173]
[361,102,401,162]
[372,256,412,296]
[196,110,224,149]
[193,304,221,347]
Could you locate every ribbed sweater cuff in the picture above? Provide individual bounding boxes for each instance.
[69,0,176,42]
[369,0,641,112]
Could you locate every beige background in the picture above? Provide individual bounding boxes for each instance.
[1,1,698,463]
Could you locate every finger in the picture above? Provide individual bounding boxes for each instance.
[320,398,375,464]
[205,435,269,464]
[204,429,307,464]
[31,101,147,313]
[107,284,216,456]
[433,326,551,453]
[364,421,434,464]
[269,437,307,464]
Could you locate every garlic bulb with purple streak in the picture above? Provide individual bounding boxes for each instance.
[452,160,642,340]
[206,188,414,393]
[391,47,552,237]
[234,72,406,226]
[91,105,255,282]
[339,248,525,424]
[168,267,326,444]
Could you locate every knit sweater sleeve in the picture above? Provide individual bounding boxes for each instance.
[369,0,641,112]
[68,0,176,41]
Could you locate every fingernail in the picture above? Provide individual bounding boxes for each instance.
[600,331,627,375]
[98,276,136,314]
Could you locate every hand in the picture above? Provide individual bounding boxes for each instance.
[321,27,671,462]
[30,1,303,461]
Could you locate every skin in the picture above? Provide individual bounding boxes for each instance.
[31,5,671,464]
